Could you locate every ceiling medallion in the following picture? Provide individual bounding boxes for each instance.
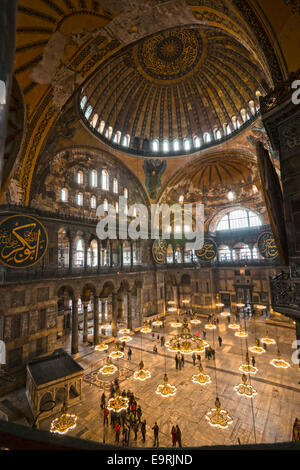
[138,28,202,81]
[192,364,211,385]
[234,374,257,398]
[205,397,233,430]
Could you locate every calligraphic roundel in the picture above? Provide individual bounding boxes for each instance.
[0,214,48,268]
[152,239,168,264]
[257,231,278,259]
[195,238,217,261]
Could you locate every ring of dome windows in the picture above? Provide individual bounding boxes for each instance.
[79,92,261,155]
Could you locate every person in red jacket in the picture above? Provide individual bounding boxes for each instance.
[103,407,109,426]
[171,425,177,448]
[115,422,121,443]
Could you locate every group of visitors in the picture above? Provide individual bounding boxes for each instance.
[171,424,182,448]
[175,352,184,369]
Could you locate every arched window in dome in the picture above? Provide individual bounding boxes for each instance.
[123,134,130,147]
[76,170,83,185]
[163,140,169,152]
[236,119,241,129]
[58,228,69,268]
[240,108,247,122]
[74,238,85,267]
[91,113,98,128]
[152,139,159,152]
[90,195,97,209]
[102,169,109,190]
[85,105,93,120]
[113,130,122,144]
[193,136,201,148]
[216,209,262,231]
[173,139,180,151]
[115,201,119,213]
[113,178,118,194]
[218,245,232,261]
[105,126,113,140]
[80,95,87,110]
[216,130,222,140]
[124,187,128,199]
[90,170,97,188]
[87,239,98,267]
[249,100,255,115]
[183,139,191,151]
[204,132,211,144]
[226,124,232,135]
[98,120,105,134]
[60,187,68,202]
[76,192,83,206]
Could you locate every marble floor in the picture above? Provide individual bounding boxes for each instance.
[1,313,300,448]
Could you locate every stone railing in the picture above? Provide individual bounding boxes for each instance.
[270,271,300,314]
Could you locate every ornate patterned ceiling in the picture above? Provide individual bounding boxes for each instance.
[80,25,271,154]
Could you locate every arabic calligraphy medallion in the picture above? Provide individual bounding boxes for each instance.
[0,214,48,268]
[152,239,168,264]
[257,231,278,259]
[195,238,217,261]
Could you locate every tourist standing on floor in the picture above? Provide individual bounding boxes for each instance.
[152,422,159,447]
[211,348,215,361]
[178,354,182,370]
[176,425,182,448]
[252,356,256,367]
[203,330,207,340]
[133,420,139,441]
[115,422,121,443]
[181,355,185,368]
[218,336,222,347]
[171,425,177,447]
[101,391,106,409]
[137,405,142,423]
[153,344,158,353]
[175,354,179,370]
[103,407,109,426]
[141,419,146,443]
[128,347,132,360]
[192,353,196,366]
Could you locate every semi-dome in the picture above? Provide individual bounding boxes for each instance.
[79,25,271,156]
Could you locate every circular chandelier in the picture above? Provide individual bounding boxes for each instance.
[94,342,108,352]
[99,357,118,375]
[119,335,132,342]
[182,299,190,305]
[107,391,129,413]
[235,327,248,338]
[152,319,163,327]
[155,373,177,398]
[168,300,176,305]
[190,316,201,325]
[133,360,151,381]
[165,319,209,354]
[255,304,266,310]
[234,374,257,398]
[236,303,245,308]
[101,323,111,330]
[228,322,240,330]
[270,351,290,369]
[109,344,124,359]
[170,320,182,328]
[205,397,233,429]
[205,320,216,330]
[249,339,265,355]
[119,328,131,335]
[192,364,211,385]
[50,413,78,434]
[239,354,258,375]
[220,311,230,317]
[261,332,276,345]
[215,302,224,308]
[140,324,152,333]
[168,307,178,313]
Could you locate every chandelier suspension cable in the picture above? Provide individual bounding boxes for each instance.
[212,327,218,397]
[242,312,257,443]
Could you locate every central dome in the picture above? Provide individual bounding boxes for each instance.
[79,26,271,156]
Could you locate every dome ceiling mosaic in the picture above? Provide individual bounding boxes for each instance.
[80,25,271,156]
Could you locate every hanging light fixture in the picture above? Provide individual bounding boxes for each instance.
[220,311,230,317]
[119,335,132,342]
[235,327,248,338]
[261,331,276,345]
[190,316,201,325]
[168,300,176,305]
[228,321,240,330]
[107,390,129,413]
[119,328,131,335]
[99,357,118,375]
[134,360,151,381]
[94,342,108,352]
[155,373,177,398]
[236,303,245,308]
[270,350,290,369]
[249,339,265,355]
[234,374,257,398]
[239,353,258,375]
[170,319,183,328]
[101,323,111,330]
[152,319,163,327]
[255,304,266,311]
[205,319,216,330]
[50,412,78,435]
[192,363,211,385]
[109,344,125,359]
[215,302,224,308]
[168,307,178,313]
[165,318,209,354]
[140,324,152,333]
[205,397,233,429]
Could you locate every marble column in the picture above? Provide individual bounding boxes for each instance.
[71,298,79,355]
[94,296,100,345]
[112,292,118,337]
[83,301,89,343]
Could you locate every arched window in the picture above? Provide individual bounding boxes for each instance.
[249,100,255,115]
[123,134,130,147]
[236,119,241,129]
[173,139,180,151]
[184,244,192,263]
[76,192,83,206]
[216,209,262,231]
[113,131,122,144]
[105,126,113,140]
[124,187,128,199]
[102,169,109,190]
[233,243,251,260]
[193,136,201,148]
[87,240,98,267]
[90,170,97,187]
[60,187,68,202]
[113,178,118,194]
[100,244,110,267]
[204,132,211,144]
[58,228,69,268]
[216,130,222,140]
[80,95,87,110]
[115,201,119,213]
[98,120,105,134]
[226,124,232,135]
[103,198,108,212]
[183,139,191,151]
[167,244,173,264]
[123,241,131,265]
[132,241,141,265]
[179,195,184,203]
[74,238,85,267]
[76,170,83,184]
[218,245,232,261]
[174,246,182,263]
[252,246,259,259]
[85,105,93,120]
[90,195,97,209]
[163,140,169,152]
[91,113,98,128]
[152,139,159,152]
